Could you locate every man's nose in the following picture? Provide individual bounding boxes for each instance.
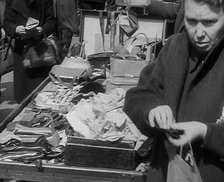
[195,23,205,38]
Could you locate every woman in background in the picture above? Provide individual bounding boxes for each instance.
[3,0,57,103]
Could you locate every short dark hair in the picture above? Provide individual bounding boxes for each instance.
[185,0,224,9]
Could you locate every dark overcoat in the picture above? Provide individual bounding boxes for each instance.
[3,0,57,103]
[124,31,224,182]
[0,0,5,29]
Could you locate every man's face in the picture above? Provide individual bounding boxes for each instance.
[184,0,224,54]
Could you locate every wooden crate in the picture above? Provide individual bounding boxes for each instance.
[64,136,137,170]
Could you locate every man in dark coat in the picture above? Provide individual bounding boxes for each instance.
[52,0,80,60]
[123,0,224,181]
[3,0,57,103]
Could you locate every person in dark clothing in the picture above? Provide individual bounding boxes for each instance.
[3,0,57,103]
[147,0,183,33]
[173,0,184,33]
[123,0,224,181]
[0,0,5,39]
[53,0,80,60]
[0,0,6,97]
[54,0,79,38]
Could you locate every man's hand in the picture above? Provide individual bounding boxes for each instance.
[167,121,207,146]
[15,25,26,35]
[148,105,174,129]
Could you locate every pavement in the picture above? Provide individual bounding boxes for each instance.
[0,71,18,123]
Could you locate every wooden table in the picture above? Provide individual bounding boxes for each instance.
[0,161,148,182]
[0,77,153,182]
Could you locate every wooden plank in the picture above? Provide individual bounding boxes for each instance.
[64,143,136,170]
[67,136,135,148]
[0,161,146,182]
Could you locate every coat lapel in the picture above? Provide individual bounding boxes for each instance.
[164,31,190,119]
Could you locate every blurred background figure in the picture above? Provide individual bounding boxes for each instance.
[53,0,80,60]
[3,0,57,103]
[53,0,116,60]
[0,0,6,97]
[0,0,5,40]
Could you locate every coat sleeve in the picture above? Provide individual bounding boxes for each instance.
[3,0,18,38]
[123,39,172,137]
[202,123,224,158]
[0,0,5,29]
[41,0,57,37]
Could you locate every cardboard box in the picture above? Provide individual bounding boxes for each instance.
[110,54,149,77]
[64,136,137,170]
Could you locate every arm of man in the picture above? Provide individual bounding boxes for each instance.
[41,0,57,37]
[3,0,19,38]
[148,0,181,19]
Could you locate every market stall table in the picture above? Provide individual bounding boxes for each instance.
[0,77,153,182]
[0,161,147,182]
